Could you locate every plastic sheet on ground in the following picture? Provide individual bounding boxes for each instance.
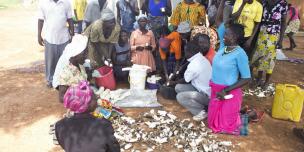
[113,89,162,108]
[276,49,288,60]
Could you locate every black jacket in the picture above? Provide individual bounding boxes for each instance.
[55,113,120,152]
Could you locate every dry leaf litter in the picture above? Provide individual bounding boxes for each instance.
[243,83,275,98]
[113,109,233,152]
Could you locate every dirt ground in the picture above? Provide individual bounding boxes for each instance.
[1,4,304,152]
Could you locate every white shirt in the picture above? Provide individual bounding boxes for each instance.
[38,0,73,44]
[184,53,212,96]
[84,0,108,24]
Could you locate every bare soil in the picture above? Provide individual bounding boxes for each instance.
[0,5,304,152]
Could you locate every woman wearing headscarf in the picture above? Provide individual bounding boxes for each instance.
[130,15,157,72]
[50,81,120,152]
[52,34,90,103]
[84,8,121,67]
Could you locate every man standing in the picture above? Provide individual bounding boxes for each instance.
[231,0,262,60]
[84,0,108,28]
[73,0,87,33]
[38,0,74,87]
[116,0,139,33]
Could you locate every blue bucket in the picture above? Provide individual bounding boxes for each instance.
[146,82,160,90]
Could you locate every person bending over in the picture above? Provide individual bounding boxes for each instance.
[170,39,212,121]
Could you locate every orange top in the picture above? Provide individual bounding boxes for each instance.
[159,31,182,60]
[206,47,215,64]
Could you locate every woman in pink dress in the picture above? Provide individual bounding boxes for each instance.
[130,15,157,72]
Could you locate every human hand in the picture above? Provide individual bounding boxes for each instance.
[91,60,99,69]
[276,40,283,49]
[244,39,252,50]
[160,7,166,14]
[104,59,113,67]
[38,35,44,46]
[136,46,145,51]
[167,81,176,86]
[216,90,227,100]
[126,61,133,66]
[242,0,250,4]
[145,45,153,51]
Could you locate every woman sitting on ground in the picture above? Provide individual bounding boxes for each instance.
[170,38,212,121]
[112,30,132,81]
[52,34,90,103]
[208,23,251,135]
[50,81,120,152]
[159,25,182,81]
[130,14,157,72]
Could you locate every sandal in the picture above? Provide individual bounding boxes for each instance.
[242,107,265,123]
[250,110,264,123]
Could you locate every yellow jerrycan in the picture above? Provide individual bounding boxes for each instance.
[272,84,304,122]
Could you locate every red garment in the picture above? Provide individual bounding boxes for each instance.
[206,47,215,64]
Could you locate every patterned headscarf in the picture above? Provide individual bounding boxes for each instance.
[63,81,93,113]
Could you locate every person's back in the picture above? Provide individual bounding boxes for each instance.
[55,114,120,152]
[185,43,211,94]
[52,81,120,152]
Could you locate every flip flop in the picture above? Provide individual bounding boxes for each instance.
[250,110,264,123]
[240,105,249,114]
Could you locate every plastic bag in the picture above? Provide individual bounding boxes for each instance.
[114,89,162,108]
[276,49,288,60]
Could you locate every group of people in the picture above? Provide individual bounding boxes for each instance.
[38,0,301,151]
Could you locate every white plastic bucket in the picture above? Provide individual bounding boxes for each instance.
[129,69,147,90]
[122,64,150,90]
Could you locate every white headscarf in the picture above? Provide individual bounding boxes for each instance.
[100,8,115,21]
[133,14,149,30]
[52,34,88,88]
